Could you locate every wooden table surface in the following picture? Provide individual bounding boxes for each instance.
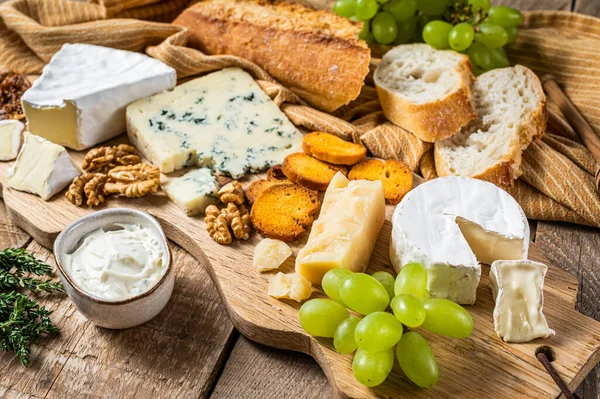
[1,0,600,398]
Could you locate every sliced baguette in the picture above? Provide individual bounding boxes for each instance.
[435,65,547,188]
[173,0,370,113]
[374,44,476,142]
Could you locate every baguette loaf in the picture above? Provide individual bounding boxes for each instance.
[173,0,370,113]
[435,65,546,188]
[374,44,476,142]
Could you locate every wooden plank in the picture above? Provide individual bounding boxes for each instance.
[491,0,572,10]
[574,0,600,16]
[535,222,600,398]
[0,198,30,249]
[0,240,236,398]
[211,336,333,399]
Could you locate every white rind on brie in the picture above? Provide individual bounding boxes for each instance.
[489,259,554,343]
[21,43,176,150]
[389,177,529,304]
[7,132,81,201]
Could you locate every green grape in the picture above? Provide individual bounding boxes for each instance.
[376,0,391,4]
[394,262,428,297]
[467,0,490,12]
[416,14,440,42]
[354,0,379,21]
[334,316,361,354]
[416,0,449,16]
[390,294,425,327]
[449,22,474,51]
[396,332,439,388]
[474,22,508,49]
[322,268,353,304]
[299,299,350,338]
[505,25,519,44]
[422,20,451,49]
[422,298,474,339]
[372,12,398,44]
[333,0,357,17]
[467,41,494,71]
[423,289,431,299]
[489,47,510,69]
[488,5,523,28]
[352,348,395,387]
[354,312,403,351]
[371,271,395,301]
[340,273,389,315]
[383,0,417,22]
[394,15,417,44]
[359,20,376,43]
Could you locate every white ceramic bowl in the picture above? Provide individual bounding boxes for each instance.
[53,208,174,329]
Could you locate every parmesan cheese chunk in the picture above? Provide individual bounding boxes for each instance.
[254,239,293,272]
[268,272,312,302]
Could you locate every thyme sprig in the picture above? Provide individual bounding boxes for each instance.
[0,248,63,366]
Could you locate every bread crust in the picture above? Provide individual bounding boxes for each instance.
[174,0,371,113]
[434,65,547,189]
[302,131,366,165]
[375,63,476,143]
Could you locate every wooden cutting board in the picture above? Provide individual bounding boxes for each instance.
[0,152,599,399]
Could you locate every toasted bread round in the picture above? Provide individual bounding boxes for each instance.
[266,164,287,181]
[302,131,367,165]
[349,159,413,205]
[282,153,348,191]
[246,179,287,206]
[250,183,321,242]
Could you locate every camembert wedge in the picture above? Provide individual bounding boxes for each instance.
[295,172,385,284]
[21,44,176,150]
[389,177,529,304]
[0,120,24,161]
[489,259,554,343]
[7,132,81,201]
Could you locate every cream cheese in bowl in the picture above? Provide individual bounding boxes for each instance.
[64,223,167,301]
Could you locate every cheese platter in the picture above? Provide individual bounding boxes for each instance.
[1,0,600,397]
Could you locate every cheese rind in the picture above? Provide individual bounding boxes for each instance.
[254,238,293,272]
[7,132,81,200]
[0,120,24,161]
[21,43,176,150]
[296,172,386,284]
[489,259,554,343]
[161,168,219,216]
[390,176,529,304]
[126,67,303,178]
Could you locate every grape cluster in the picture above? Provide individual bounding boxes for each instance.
[333,0,523,74]
[299,263,473,388]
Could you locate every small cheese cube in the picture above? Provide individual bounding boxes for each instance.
[0,120,24,161]
[161,168,219,216]
[295,172,386,284]
[253,238,293,272]
[7,132,81,200]
[268,272,312,302]
[489,259,554,343]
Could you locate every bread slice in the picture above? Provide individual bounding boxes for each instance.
[348,159,413,204]
[282,153,348,191]
[251,183,321,242]
[302,132,366,165]
[173,0,371,112]
[435,65,547,188]
[374,44,476,142]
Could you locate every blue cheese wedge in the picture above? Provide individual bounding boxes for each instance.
[489,259,554,343]
[21,43,176,150]
[126,67,303,178]
[161,168,220,216]
[0,120,24,161]
[7,132,81,200]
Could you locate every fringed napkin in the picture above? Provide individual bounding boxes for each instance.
[0,1,599,228]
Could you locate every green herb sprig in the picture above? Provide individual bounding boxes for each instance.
[0,248,63,366]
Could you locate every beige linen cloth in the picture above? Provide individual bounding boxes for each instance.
[0,0,599,228]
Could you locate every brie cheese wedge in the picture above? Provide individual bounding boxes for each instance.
[7,132,81,201]
[0,120,24,161]
[21,43,176,150]
[389,177,529,304]
[489,259,554,343]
